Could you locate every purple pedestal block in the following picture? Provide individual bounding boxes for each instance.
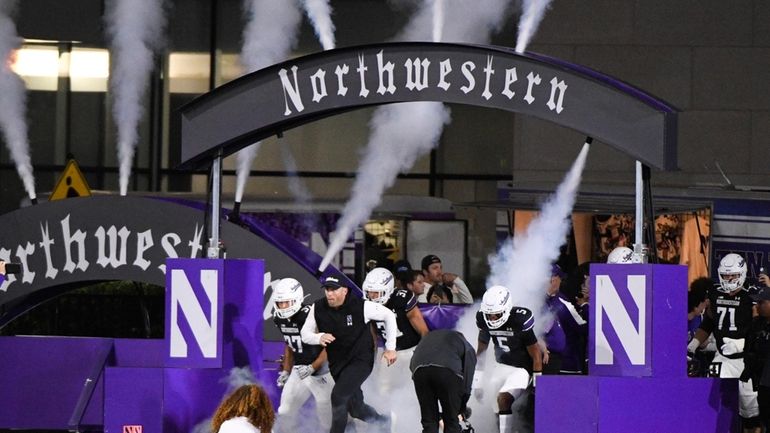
[589,264,687,378]
[535,376,739,433]
[104,367,164,433]
[162,258,266,433]
[0,336,110,430]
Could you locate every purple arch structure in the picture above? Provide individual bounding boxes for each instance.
[179,42,677,170]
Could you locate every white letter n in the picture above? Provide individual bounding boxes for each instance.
[169,269,219,358]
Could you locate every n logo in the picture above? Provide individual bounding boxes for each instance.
[166,259,224,367]
[594,273,650,374]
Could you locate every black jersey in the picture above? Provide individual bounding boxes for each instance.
[273,304,323,366]
[700,287,755,356]
[373,289,422,351]
[476,306,537,370]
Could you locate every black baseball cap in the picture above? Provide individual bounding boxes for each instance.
[751,287,770,302]
[421,254,441,270]
[320,274,345,289]
[393,259,412,274]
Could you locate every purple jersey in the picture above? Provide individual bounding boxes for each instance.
[543,293,587,372]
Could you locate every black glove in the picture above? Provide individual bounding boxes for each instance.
[739,367,751,383]
[687,357,701,378]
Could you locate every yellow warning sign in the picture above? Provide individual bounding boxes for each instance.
[50,159,91,200]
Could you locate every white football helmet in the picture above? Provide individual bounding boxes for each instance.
[607,246,635,264]
[273,278,304,319]
[362,267,395,304]
[717,253,747,293]
[480,285,514,329]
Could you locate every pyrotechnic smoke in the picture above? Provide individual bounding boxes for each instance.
[299,0,335,50]
[451,142,590,432]
[515,0,554,53]
[399,0,512,43]
[236,0,336,203]
[318,0,512,272]
[487,142,589,312]
[106,0,166,196]
[280,145,312,205]
[241,0,302,73]
[0,1,36,201]
[234,144,261,203]
[432,0,444,42]
[318,102,450,272]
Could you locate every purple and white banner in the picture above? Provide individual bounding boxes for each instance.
[590,264,653,376]
[165,258,224,368]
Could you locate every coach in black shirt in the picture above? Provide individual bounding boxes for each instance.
[301,274,398,433]
[410,329,477,433]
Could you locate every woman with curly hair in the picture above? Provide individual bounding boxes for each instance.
[211,384,275,433]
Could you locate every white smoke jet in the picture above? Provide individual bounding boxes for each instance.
[515,0,555,53]
[234,144,260,203]
[318,102,450,271]
[299,0,335,50]
[235,0,303,203]
[452,142,590,432]
[399,0,512,43]
[106,0,166,196]
[432,0,444,42]
[0,2,36,201]
[318,0,514,272]
[280,144,312,205]
[241,0,302,73]
[487,142,589,314]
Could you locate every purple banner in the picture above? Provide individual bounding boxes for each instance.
[418,303,471,330]
[588,264,687,377]
[165,258,225,368]
[590,264,653,376]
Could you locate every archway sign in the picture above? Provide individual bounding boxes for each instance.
[179,42,678,170]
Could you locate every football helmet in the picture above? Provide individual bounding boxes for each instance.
[362,267,395,304]
[717,253,746,293]
[273,278,304,319]
[607,246,634,264]
[480,285,513,329]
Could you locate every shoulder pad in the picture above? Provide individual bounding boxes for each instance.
[511,307,534,330]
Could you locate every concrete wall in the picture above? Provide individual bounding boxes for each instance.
[5,0,769,286]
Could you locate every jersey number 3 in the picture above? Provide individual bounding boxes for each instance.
[283,335,303,353]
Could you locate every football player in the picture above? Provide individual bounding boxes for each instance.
[272,278,334,433]
[363,267,430,431]
[363,268,429,383]
[474,285,542,433]
[362,268,428,370]
[688,253,760,433]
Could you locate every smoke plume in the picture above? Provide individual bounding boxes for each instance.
[318,0,513,271]
[235,0,303,203]
[451,142,590,432]
[319,102,450,271]
[432,0,444,42]
[487,142,589,318]
[398,0,512,43]
[234,144,261,203]
[299,0,335,50]
[280,144,313,205]
[0,1,36,201]
[515,0,554,53]
[105,0,166,196]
